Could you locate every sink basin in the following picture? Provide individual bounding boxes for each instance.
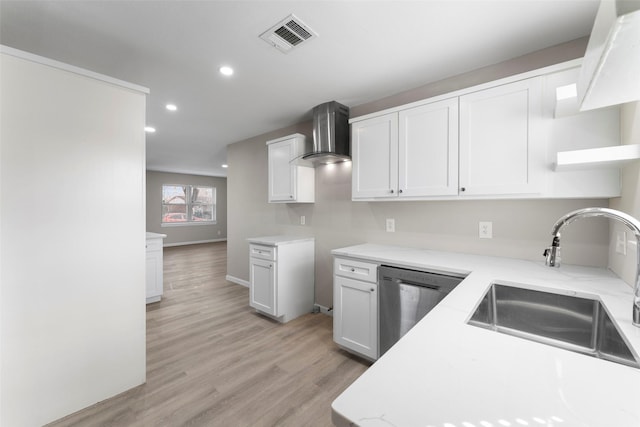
[468,282,640,369]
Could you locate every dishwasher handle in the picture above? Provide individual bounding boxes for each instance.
[395,279,441,291]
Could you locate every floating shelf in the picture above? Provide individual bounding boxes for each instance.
[554,144,640,171]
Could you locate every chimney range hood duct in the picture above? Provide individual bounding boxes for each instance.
[302,101,350,165]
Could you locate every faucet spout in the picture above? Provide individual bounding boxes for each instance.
[544,207,640,327]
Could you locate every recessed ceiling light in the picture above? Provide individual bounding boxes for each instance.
[219,66,234,76]
[166,103,177,111]
[144,126,156,133]
[222,164,228,168]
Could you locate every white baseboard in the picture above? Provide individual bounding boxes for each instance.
[314,304,333,316]
[226,275,249,287]
[225,277,330,314]
[163,238,227,247]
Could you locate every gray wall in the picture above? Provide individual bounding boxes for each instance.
[147,170,227,245]
[227,38,613,308]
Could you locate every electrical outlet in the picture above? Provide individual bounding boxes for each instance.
[616,230,627,255]
[300,215,306,225]
[479,221,493,239]
[386,218,395,233]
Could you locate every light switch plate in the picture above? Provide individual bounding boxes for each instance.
[300,215,306,225]
[479,221,493,239]
[386,218,395,233]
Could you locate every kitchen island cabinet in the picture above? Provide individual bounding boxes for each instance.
[247,236,314,323]
[145,232,166,304]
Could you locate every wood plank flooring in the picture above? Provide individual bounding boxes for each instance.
[48,242,370,427]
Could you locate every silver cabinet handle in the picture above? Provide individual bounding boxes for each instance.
[460,187,466,192]
[350,268,355,272]
[399,189,403,194]
[390,189,394,194]
[370,288,375,292]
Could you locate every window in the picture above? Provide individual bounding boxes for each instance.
[162,184,216,225]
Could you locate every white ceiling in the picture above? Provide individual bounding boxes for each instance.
[0,0,600,177]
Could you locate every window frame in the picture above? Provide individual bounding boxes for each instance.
[161,184,216,227]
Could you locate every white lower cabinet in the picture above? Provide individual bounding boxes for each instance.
[145,232,166,304]
[249,257,276,315]
[248,237,314,323]
[333,257,378,360]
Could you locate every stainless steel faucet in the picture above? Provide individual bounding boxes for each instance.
[544,207,640,327]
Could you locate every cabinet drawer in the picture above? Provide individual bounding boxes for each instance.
[250,244,276,261]
[334,257,378,283]
[146,239,163,251]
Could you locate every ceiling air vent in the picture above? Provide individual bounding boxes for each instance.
[259,14,318,53]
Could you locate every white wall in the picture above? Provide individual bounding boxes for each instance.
[146,170,227,245]
[609,101,640,286]
[1,50,147,426]
[226,39,614,309]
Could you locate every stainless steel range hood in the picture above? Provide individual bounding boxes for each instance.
[302,101,350,165]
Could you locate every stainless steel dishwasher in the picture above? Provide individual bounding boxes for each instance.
[379,265,465,356]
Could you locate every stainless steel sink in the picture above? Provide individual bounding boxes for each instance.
[468,282,640,369]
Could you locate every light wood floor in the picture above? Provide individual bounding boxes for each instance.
[48,242,370,427]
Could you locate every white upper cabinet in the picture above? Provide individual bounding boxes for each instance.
[352,113,398,199]
[267,133,315,203]
[399,98,459,197]
[349,59,622,201]
[352,97,458,199]
[459,77,543,196]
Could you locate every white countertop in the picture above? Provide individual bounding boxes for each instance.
[247,235,314,246]
[146,232,167,239]
[331,244,640,427]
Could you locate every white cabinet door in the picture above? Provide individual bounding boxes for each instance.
[352,113,399,199]
[145,250,162,302]
[250,258,276,316]
[145,238,164,304]
[398,98,459,197]
[333,276,378,360]
[459,77,543,196]
[268,140,296,202]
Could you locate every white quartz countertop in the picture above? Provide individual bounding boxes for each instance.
[146,232,167,239]
[247,235,314,246]
[331,244,640,427]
